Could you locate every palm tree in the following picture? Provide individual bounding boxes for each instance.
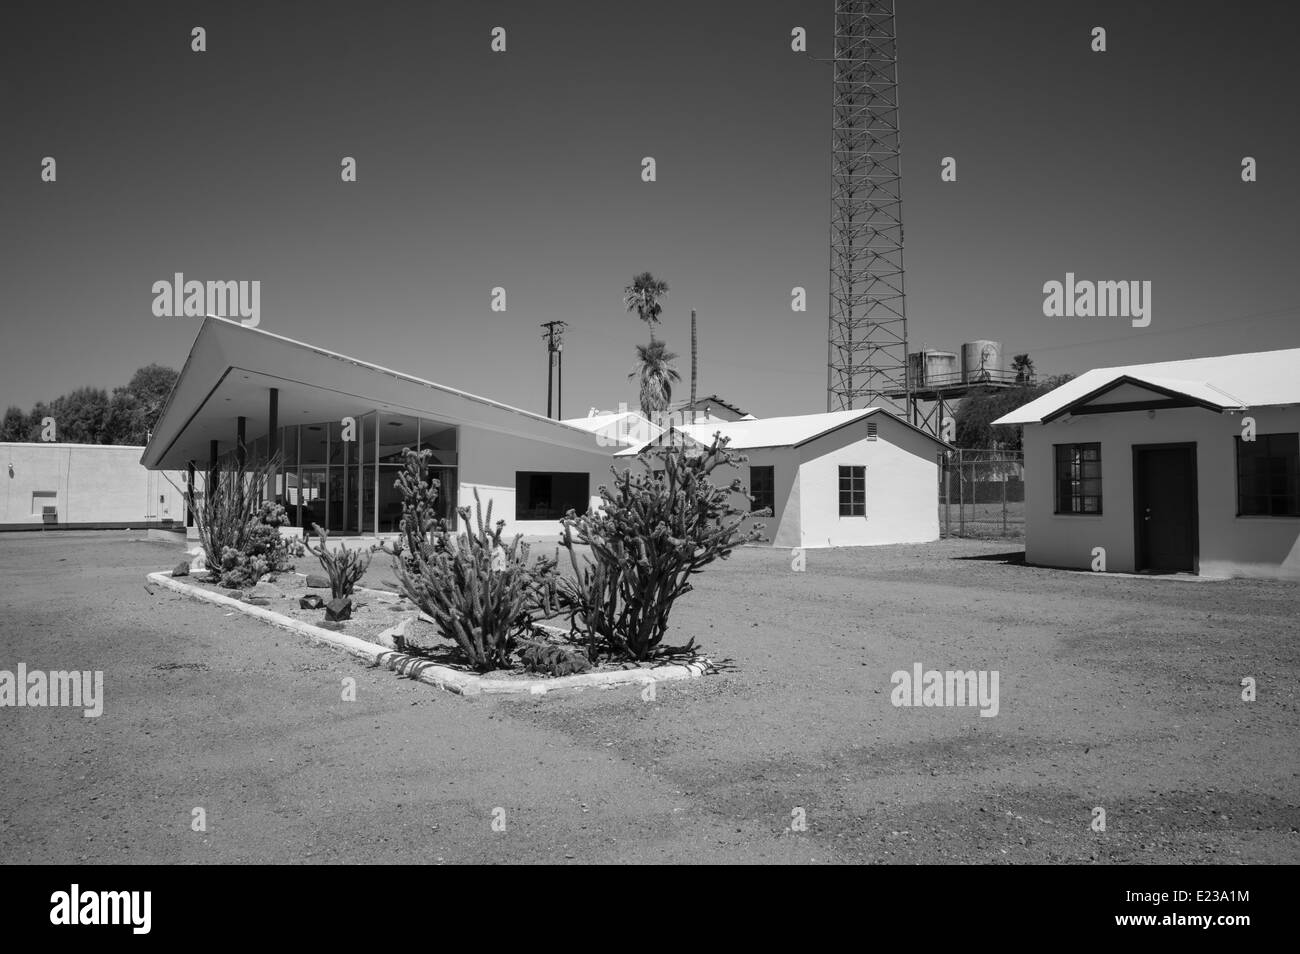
[1011,353,1036,385]
[623,272,670,342]
[629,340,682,420]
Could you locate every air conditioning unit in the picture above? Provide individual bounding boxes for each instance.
[41,506,57,525]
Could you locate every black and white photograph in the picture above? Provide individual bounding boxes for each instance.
[0,0,1296,917]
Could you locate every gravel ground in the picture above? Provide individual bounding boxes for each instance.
[1,531,1297,864]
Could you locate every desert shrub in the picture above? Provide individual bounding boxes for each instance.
[559,435,767,662]
[189,455,277,572]
[516,637,592,677]
[191,458,300,588]
[393,489,560,672]
[304,525,372,599]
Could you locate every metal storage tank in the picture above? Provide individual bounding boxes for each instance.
[961,340,1002,383]
[908,349,959,388]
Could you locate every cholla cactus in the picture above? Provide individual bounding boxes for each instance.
[377,448,444,572]
[559,435,767,661]
[394,489,559,672]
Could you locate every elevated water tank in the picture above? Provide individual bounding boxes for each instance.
[961,340,1002,384]
[908,349,959,388]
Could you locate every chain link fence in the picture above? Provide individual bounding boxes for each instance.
[939,449,1025,539]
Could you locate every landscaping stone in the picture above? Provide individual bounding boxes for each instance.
[243,596,272,606]
[299,594,325,610]
[306,574,330,589]
[225,589,245,599]
[375,617,413,651]
[249,581,282,600]
[171,562,190,577]
[325,597,352,622]
[319,621,345,631]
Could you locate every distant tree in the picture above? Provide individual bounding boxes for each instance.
[1011,353,1036,384]
[954,374,1073,450]
[5,364,178,446]
[25,402,53,442]
[1,406,25,442]
[50,387,111,443]
[105,364,179,444]
[623,272,670,343]
[628,340,682,419]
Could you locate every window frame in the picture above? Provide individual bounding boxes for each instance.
[749,465,774,514]
[1053,442,1103,515]
[1235,432,1300,518]
[838,464,865,517]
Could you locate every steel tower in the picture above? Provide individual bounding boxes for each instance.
[827,0,909,412]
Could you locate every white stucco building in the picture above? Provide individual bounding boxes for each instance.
[140,317,626,538]
[994,348,1300,579]
[620,408,949,548]
[1,443,185,530]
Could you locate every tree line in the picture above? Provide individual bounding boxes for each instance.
[0,364,179,446]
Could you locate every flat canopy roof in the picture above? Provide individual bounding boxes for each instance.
[141,317,610,469]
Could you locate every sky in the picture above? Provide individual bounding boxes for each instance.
[2,0,1297,419]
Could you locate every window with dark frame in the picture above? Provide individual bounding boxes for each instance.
[838,465,865,516]
[1236,433,1300,517]
[750,465,774,513]
[514,471,589,521]
[1054,443,1102,514]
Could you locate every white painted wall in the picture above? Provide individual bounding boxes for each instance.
[1022,405,1300,579]
[2,443,186,528]
[796,418,941,548]
[456,425,616,537]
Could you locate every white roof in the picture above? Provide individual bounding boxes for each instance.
[615,407,948,456]
[995,348,1300,425]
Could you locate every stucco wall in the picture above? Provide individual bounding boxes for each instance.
[2,443,186,529]
[796,419,941,548]
[1023,405,1300,578]
[457,425,617,537]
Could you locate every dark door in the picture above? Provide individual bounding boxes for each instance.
[1134,444,1197,573]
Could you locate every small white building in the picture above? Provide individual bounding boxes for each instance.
[1,442,185,530]
[620,408,949,548]
[994,347,1300,579]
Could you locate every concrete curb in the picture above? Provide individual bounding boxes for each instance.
[147,571,713,697]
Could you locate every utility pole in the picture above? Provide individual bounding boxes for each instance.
[690,308,698,407]
[540,320,568,418]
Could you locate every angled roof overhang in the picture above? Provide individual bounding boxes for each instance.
[141,317,610,469]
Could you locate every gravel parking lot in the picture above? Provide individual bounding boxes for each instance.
[2,531,1296,863]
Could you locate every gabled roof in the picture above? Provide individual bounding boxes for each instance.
[995,348,1300,425]
[670,394,749,416]
[615,407,951,456]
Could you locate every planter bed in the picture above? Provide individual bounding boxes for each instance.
[150,568,715,696]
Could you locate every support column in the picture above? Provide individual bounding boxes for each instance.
[267,388,279,504]
[236,416,246,470]
[208,439,219,500]
[186,461,196,527]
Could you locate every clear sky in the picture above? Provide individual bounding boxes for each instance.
[2,0,1296,418]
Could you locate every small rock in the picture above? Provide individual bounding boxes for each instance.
[225,589,245,599]
[248,580,282,600]
[306,574,331,589]
[299,594,325,610]
[325,597,352,622]
[375,617,413,651]
[319,621,345,631]
[171,561,190,577]
[243,596,272,606]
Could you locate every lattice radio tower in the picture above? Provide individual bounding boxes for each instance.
[826,0,910,412]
